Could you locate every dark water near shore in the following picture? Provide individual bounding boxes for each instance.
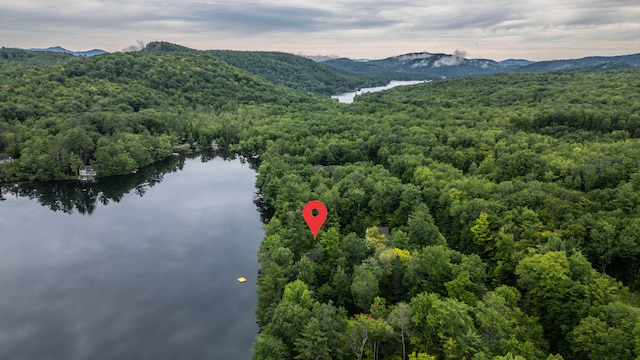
[0,154,263,360]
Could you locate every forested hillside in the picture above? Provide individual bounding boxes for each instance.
[227,69,640,360]
[143,41,377,94]
[515,53,640,73]
[2,48,640,359]
[0,47,75,67]
[0,51,307,181]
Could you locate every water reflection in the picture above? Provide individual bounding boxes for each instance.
[331,80,429,103]
[0,151,256,215]
[0,152,264,360]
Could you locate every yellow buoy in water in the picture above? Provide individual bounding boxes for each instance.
[237,277,247,283]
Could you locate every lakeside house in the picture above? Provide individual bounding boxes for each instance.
[0,156,13,164]
[78,165,97,181]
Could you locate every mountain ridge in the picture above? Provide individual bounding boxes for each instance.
[322,51,640,79]
[7,42,640,83]
[25,46,107,57]
[141,41,377,94]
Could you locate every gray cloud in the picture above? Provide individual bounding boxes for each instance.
[178,3,399,33]
[0,0,638,60]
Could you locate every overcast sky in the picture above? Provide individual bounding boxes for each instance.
[0,0,638,61]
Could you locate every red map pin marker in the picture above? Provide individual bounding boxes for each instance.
[302,200,327,240]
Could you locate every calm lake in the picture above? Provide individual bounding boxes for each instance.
[0,154,263,360]
[331,80,429,103]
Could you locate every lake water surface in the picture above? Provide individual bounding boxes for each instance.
[0,155,263,360]
[331,80,428,103]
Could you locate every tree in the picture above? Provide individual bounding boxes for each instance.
[319,226,341,260]
[409,292,481,359]
[515,251,571,303]
[60,127,94,164]
[471,212,491,247]
[388,302,412,360]
[282,279,314,310]
[368,315,394,360]
[569,302,640,360]
[408,352,436,360]
[404,245,454,296]
[346,314,371,360]
[352,262,380,311]
[445,271,478,306]
[370,296,389,319]
[407,204,447,248]
[515,251,599,354]
[475,288,548,359]
[294,318,331,360]
[265,280,315,355]
[94,137,137,176]
[252,332,290,360]
[292,255,316,286]
[331,266,353,309]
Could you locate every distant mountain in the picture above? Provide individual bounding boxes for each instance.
[143,41,376,94]
[566,62,635,73]
[302,55,339,62]
[515,53,640,73]
[1,47,74,67]
[313,57,415,82]
[28,46,107,57]
[141,42,195,54]
[374,52,509,78]
[499,59,536,67]
[323,52,514,80]
[323,51,639,80]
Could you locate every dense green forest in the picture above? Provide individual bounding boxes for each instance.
[143,41,378,94]
[2,48,640,359]
[241,69,640,360]
[0,51,310,181]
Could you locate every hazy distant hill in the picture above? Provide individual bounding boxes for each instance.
[499,59,536,67]
[321,58,418,81]
[0,47,74,67]
[323,52,514,79]
[373,52,509,78]
[565,62,635,73]
[323,51,640,80]
[515,53,640,73]
[28,46,107,57]
[142,41,376,94]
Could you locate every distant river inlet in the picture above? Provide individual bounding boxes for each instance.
[331,80,429,103]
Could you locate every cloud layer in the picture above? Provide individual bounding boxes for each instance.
[0,0,638,60]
